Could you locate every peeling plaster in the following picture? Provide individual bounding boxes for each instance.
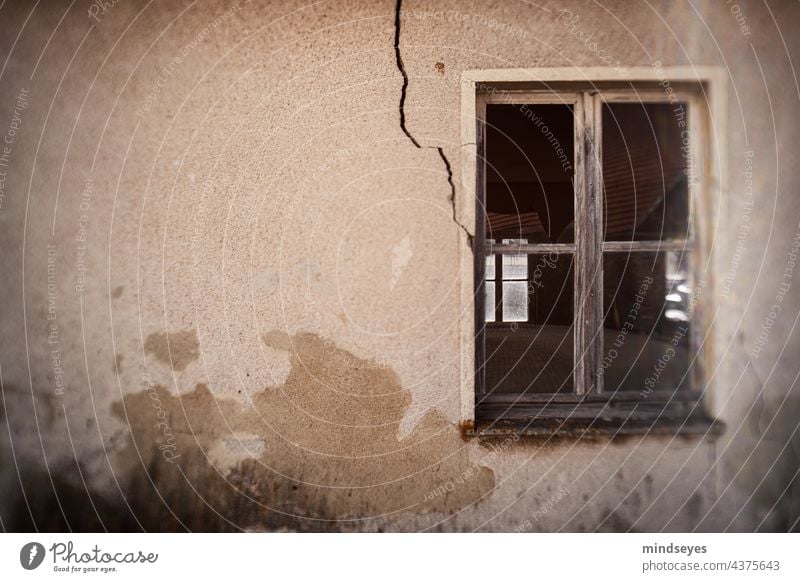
[106,333,495,530]
[143,329,200,372]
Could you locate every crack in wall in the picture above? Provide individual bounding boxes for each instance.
[393,0,420,149]
[393,0,473,247]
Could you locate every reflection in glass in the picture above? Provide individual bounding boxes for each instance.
[665,250,690,322]
[485,286,496,323]
[484,254,574,394]
[502,240,528,280]
[485,254,496,323]
[601,252,693,394]
[502,282,528,322]
[485,104,574,243]
[602,103,690,242]
[500,238,528,321]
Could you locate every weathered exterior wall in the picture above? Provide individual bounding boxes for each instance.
[1,0,798,531]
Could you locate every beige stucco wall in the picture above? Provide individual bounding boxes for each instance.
[1,0,798,531]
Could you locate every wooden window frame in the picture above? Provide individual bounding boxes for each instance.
[458,68,727,436]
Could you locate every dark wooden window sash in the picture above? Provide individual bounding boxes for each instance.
[474,87,712,431]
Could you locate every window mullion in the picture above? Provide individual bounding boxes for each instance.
[590,93,604,394]
[495,249,502,322]
[574,92,603,395]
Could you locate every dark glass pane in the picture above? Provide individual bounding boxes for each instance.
[485,104,574,243]
[601,251,694,394]
[484,253,574,394]
[602,103,690,241]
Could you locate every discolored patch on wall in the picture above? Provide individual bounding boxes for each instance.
[2,384,59,429]
[207,433,266,474]
[111,286,124,299]
[110,333,495,531]
[598,509,640,533]
[143,329,200,372]
[731,390,800,531]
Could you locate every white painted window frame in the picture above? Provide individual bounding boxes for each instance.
[457,67,727,427]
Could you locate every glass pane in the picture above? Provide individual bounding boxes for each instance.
[485,254,574,394]
[602,102,690,241]
[501,239,528,280]
[485,104,575,243]
[485,282,496,323]
[601,251,694,394]
[502,281,528,322]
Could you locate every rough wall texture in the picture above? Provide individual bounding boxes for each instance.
[1,0,799,531]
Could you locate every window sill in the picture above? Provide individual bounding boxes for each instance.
[466,416,723,440]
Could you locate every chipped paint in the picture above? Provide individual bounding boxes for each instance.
[109,333,494,530]
[143,330,200,372]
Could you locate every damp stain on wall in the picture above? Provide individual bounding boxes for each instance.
[143,329,200,372]
[110,332,495,531]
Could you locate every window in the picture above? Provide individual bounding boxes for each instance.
[464,72,721,434]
